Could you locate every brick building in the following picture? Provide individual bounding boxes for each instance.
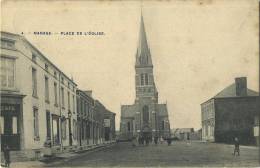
[120,14,171,141]
[201,77,259,145]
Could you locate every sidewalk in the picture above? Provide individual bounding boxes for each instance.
[5,141,115,168]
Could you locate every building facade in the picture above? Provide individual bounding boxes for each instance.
[120,15,171,141]
[0,32,78,158]
[104,110,116,141]
[0,31,117,160]
[201,77,259,145]
[76,90,95,146]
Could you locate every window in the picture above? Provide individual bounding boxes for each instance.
[141,74,145,86]
[32,68,37,97]
[68,83,70,89]
[72,95,75,112]
[32,54,36,63]
[45,76,49,102]
[142,105,149,123]
[54,82,58,105]
[33,107,39,140]
[161,121,165,130]
[68,91,70,110]
[0,57,15,88]
[45,64,48,71]
[61,87,64,107]
[61,77,64,84]
[145,73,149,85]
[1,39,15,50]
[127,122,131,132]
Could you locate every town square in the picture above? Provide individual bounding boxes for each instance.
[1,0,259,167]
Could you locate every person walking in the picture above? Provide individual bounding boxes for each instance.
[233,137,240,156]
[3,144,11,167]
[154,136,158,145]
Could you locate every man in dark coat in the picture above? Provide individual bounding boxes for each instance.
[3,144,11,167]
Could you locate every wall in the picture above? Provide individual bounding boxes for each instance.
[215,97,259,145]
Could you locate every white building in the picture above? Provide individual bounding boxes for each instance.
[1,31,78,158]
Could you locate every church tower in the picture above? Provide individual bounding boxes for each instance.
[120,13,171,141]
[134,14,159,139]
[135,14,158,103]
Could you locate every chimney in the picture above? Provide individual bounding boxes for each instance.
[84,90,92,97]
[235,77,247,96]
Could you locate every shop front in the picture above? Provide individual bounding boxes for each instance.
[0,93,25,151]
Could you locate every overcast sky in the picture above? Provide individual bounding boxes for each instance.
[2,0,259,130]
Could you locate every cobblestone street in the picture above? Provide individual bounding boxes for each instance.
[47,141,259,167]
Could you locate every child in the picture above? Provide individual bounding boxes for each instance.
[233,137,240,156]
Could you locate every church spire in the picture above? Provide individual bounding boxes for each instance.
[135,12,153,67]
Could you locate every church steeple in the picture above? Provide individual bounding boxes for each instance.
[135,13,153,67]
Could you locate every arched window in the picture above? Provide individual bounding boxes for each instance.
[142,105,149,123]
[145,73,149,85]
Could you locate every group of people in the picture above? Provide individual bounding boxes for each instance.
[131,136,172,147]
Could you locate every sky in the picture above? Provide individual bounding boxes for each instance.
[1,0,259,130]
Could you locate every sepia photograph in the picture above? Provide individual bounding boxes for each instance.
[0,0,259,167]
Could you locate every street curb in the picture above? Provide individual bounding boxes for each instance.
[43,142,115,166]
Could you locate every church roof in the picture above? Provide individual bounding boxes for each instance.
[135,13,153,67]
[157,104,168,117]
[214,83,258,98]
[121,105,135,118]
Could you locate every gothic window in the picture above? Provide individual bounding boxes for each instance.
[142,105,149,123]
[161,120,165,130]
[145,73,149,85]
[141,74,145,86]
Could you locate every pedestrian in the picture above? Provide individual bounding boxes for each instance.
[167,137,172,146]
[145,137,149,146]
[233,137,240,156]
[3,144,11,167]
[160,136,164,144]
[154,136,158,145]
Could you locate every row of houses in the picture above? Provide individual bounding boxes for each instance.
[201,77,259,146]
[0,31,116,159]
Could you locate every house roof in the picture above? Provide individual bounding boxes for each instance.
[214,83,258,98]
[157,104,168,116]
[121,105,135,118]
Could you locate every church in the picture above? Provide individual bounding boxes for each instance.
[120,14,171,141]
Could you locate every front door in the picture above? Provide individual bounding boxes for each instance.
[1,104,20,150]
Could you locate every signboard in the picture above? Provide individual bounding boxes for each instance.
[104,119,110,127]
[254,126,259,136]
